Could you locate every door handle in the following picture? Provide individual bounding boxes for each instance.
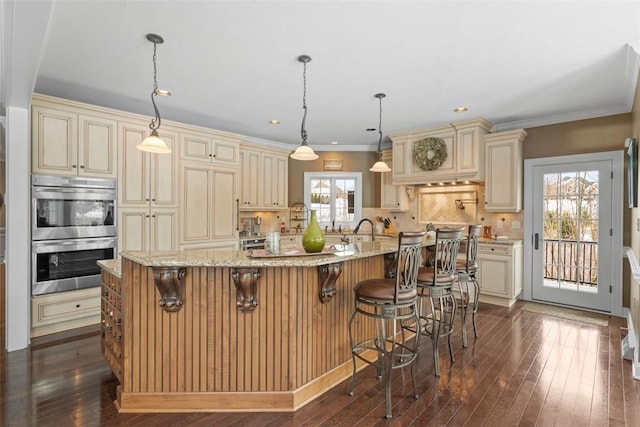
[534,233,539,250]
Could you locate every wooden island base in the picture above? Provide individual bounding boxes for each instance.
[100,244,408,413]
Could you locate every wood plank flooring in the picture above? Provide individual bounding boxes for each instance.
[1,300,639,426]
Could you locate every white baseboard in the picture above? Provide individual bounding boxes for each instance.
[624,308,640,380]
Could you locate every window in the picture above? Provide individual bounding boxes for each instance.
[303,172,362,227]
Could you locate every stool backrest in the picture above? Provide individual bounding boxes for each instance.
[464,224,482,272]
[395,231,426,304]
[433,227,465,279]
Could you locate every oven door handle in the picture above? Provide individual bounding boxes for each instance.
[32,237,117,253]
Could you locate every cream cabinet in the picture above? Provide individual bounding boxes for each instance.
[240,145,289,210]
[240,150,261,209]
[118,207,178,252]
[180,240,239,251]
[477,240,523,307]
[118,121,179,208]
[280,235,301,250]
[390,118,492,184]
[31,287,101,337]
[181,130,240,166]
[484,129,527,212]
[180,162,239,245]
[32,103,117,178]
[380,150,408,211]
[262,152,288,208]
[117,121,179,252]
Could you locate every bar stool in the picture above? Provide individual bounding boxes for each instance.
[348,231,426,419]
[456,224,481,347]
[416,226,464,377]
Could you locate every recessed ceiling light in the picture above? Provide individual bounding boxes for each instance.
[331,141,338,145]
[269,120,280,125]
[453,107,468,113]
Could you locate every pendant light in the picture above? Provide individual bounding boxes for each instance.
[137,33,172,154]
[369,93,391,172]
[290,55,319,161]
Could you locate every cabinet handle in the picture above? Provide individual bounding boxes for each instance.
[534,233,539,250]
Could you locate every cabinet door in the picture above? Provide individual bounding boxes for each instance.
[478,253,510,297]
[150,128,178,207]
[211,137,240,165]
[212,167,239,239]
[32,106,78,175]
[151,209,178,251]
[485,136,523,212]
[118,208,150,252]
[180,163,213,243]
[78,114,117,178]
[181,131,213,163]
[262,153,288,209]
[240,150,261,209]
[118,122,150,207]
[456,126,481,175]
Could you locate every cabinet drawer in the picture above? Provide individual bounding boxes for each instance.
[32,287,101,327]
[478,244,510,256]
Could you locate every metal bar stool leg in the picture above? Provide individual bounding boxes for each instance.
[457,273,469,348]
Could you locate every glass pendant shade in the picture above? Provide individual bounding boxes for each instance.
[290,143,318,161]
[137,129,171,153]
[369,159,391,172]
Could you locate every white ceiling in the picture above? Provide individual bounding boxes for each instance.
[5,1,640,151]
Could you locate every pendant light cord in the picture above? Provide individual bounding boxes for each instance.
[300,59,308,145]
[377,94,384,161]
[149,41,161,132]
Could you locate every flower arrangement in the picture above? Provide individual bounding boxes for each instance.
[415,137,447,171]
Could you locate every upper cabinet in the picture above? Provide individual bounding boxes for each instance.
[118,121,179,209]
[181,130,240,166]
[239,144,288,210]
[484,129,527,212]
[389,118,492,185]
[32,100,117,178]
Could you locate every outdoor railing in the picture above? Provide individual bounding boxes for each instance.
[543,239,598,286]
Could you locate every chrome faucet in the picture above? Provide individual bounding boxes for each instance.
[353,218,375,241]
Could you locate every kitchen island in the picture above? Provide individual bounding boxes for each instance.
[99,239,433,413]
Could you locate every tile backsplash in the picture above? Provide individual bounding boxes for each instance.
[243,184,524,239]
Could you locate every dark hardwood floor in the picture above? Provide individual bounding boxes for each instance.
[1,300,639,426]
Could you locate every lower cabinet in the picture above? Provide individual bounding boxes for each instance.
[118,207,178,252]
[477,241,523,307]
[31,287,101,337]
[280,235,301,250]
[180,240,239,251]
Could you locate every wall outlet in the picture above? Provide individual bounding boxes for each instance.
[512,220,521,229]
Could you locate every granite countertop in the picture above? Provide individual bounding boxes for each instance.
[97,258,122,278]
[119,238,436,268]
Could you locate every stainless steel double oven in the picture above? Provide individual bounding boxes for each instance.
[31,175,117,296]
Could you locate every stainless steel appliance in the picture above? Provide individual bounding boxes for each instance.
[240,237,266,251]
[32,175,116,240]
[32,237,117,296]
[31,175,117,295]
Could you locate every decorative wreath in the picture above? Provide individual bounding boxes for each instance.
[415,137,447,171]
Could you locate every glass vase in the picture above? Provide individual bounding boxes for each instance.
[302,209,325,253]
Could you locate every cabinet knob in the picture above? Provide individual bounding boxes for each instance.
[151,214,156,218]
[209,154,213,157]
[80,165,85,169]
[72,164,77,168]
[146,214,150,218]
[76,304,81,308]
[152,198,156,202]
